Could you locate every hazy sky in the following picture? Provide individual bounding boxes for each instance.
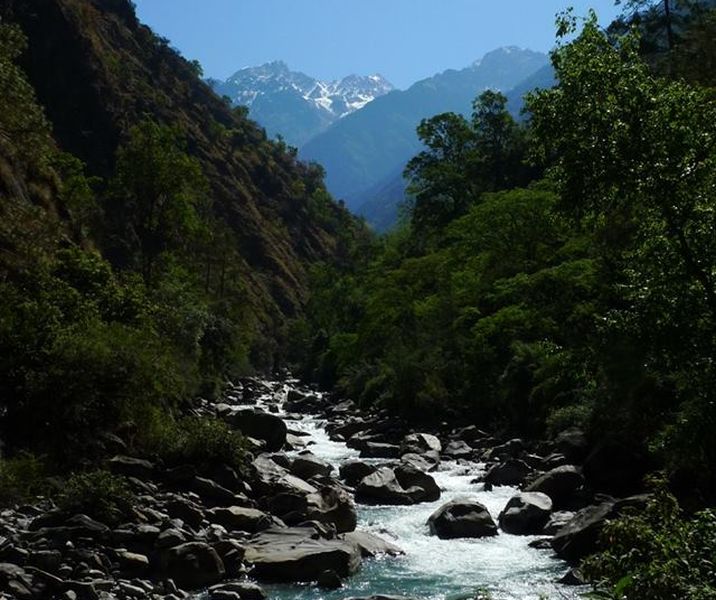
[133,1,622,89]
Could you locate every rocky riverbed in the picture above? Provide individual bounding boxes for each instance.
[0,377,649,599]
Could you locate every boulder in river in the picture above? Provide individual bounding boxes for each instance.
[244,526,361,582]
[306,486,358,533]
[498,492,552,535]
[427,499,498,539]
[220,408,287,452]
[355,468,415,505]
[400,452,439,473]
[343,531,404,557]
[442,440,473,459]
[399,433,442,456]
[525,465,585,508]
[360,442,401,459]
[484,459,534,487]
[290,453,334,480]
[394,465,441,502]
[339,460,377,486]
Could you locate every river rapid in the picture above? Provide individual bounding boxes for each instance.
[258,387,580,600]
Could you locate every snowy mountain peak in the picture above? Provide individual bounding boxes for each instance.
[218,62,395,120]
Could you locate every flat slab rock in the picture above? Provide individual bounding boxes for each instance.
[244,526,362,582]
[343,530,404,557]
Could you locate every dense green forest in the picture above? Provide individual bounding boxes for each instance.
[2,0,716,597]
[293,6,716,597]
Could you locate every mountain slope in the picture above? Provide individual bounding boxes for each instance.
[356,63,557,231]
[0,0,355,336]
[211,61,394,146]
[300,47,550,208]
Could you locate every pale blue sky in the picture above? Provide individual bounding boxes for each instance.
[133,1,622,89]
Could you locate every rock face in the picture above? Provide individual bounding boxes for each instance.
[222,409,287,452]
[163,542,225,589]
[498,492,553,535]
[244,526,362,582]
[525,465,585,508]
[427,500,498,539]
[551,501,616,561]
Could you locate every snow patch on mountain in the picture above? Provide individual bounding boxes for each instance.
[219,61,394,119]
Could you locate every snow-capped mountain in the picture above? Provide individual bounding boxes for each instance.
[210,61,394,146]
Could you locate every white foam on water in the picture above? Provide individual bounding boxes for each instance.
[264,410,581,600]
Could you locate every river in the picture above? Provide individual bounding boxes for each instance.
[254,387,579,600]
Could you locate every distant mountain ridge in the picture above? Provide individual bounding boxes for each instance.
[358,62,557,231]
[299,47,550,216]
[211,61,394,146]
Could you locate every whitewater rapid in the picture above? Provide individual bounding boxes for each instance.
[264,405,578,600]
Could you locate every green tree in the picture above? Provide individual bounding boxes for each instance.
[405,90,531,232]
[106,121,210,281]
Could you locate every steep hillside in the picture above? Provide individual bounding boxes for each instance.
[300,47,549,207]
[0,0,354,334]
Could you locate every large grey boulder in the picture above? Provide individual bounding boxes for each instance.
[244,526,361,582]
[498,492,552,535]
[250,455,318,499]
[163,542,225,589]
[306,486,358,533]
[551,501,616,561]
[400,452,439,472]
[427,499,498,539]
[354,468,415,505]
[339,460,377,486]
[359,442,401,459]
[290,453,334,480]
[394,465,441,502]
[207,506,272,533]
[400,433,441,456]
[484,459,534,487]
[221,409,287,452]
[442,440,473,459]
[525,465,585,508]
